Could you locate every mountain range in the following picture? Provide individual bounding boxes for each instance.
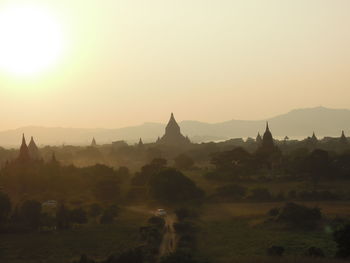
[1,107,350,147]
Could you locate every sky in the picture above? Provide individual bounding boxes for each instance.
[1,0,350,130]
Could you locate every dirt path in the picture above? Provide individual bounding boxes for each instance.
[126,206,177,260]
[158,213,177,259]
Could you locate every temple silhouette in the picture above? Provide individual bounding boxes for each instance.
[157,113,190,146]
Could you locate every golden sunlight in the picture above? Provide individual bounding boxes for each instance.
[0,4,65,77]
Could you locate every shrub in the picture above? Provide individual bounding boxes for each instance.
[175,208,198,222]
[148,216,165,229]
[174,221,196,235]
[214,184,247,201]
[334,224,350,258]
[174,154,195,170]
[149,168,204,203]
[276,202,322,229]
[305,247,325,257]
[0,192,11,223]
[70,208,88,224]
[267,208,280,217]
[266,246,284,256]
[248,188,272,201]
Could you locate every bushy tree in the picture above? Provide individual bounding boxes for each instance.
[334,224,350,258]
[248,188,272,201]
[174,154,194,170]
[275,202,322,229]
[214,184,247,201]
[20,200,42,229]
[94,179,120,203]
[56,204,71,229]
[0,191,11,223]
[100,205,120,224]
[70,208,88,224]
[88,203,103,219]
[149,168,204,203]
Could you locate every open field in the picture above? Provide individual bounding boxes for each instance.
[0,208,149,263]
[195,202,350,263]
[185,170,350,196]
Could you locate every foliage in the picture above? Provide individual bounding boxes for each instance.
[149,168,204,203]
[333,224,350,258]
[213,184,247,201]
[274,203,322,229]
[70,208,88,224]
[19,200,42,229]
[0,191,11,223]
[174,154,195,170]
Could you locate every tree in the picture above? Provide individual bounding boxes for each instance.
[334,224,350,258]
[211,147,252,172]
[56,204,70,230]
[88,203,102,219]
[94,179,120,203]
[20,200,42,229]
[276,202,322,229]
[70,208,88,224]
[0,192,11,223]
[149,168,204,203]
[214,184,247,201]
[302,149,333,184]
[100,205,120,224]
[174,154,194,170]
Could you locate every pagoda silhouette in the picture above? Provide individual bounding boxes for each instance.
[157,113,190,145]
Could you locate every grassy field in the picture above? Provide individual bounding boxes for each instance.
[0,208,149,263]
[195,202,350,263]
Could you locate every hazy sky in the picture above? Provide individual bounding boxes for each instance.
[1,0,350,130]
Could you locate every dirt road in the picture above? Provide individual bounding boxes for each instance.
[126,206,177,260]
[158,213,177,259]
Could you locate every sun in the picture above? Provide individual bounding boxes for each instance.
[0,4,65,77]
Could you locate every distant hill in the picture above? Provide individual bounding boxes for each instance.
[1,107,350,147]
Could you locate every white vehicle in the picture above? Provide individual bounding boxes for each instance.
[155,209,167,217]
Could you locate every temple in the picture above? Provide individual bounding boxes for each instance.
[91,137,97,147]
[256,132,262,145]
[28,136,41,160]
[261,122,274,151]
[17,134,30,162]
[340,130,348,144]
[157,113,190,145]
[138,138,144,149]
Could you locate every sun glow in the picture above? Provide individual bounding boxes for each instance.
[0,4,65,77]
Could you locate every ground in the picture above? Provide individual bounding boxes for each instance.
[195,202,350,263]
[158,213,177,259]
[0,208,149,263]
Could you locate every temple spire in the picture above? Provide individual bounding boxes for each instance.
[17,134,30,162]
[91,137,97,147]
[138,138,144,148]
[340,130,348,144]
[28,136,40,160]
[158,113,190,145]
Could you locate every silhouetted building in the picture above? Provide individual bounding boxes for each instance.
[311,132,318,144]
[340,130,348,144]
[262,122,274,150]
[17,134,30,162]
[138,138,144,149]
[91,137,97,147]
[157,113,190,146]
[28,136,41,160]
[256,132,262,145]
